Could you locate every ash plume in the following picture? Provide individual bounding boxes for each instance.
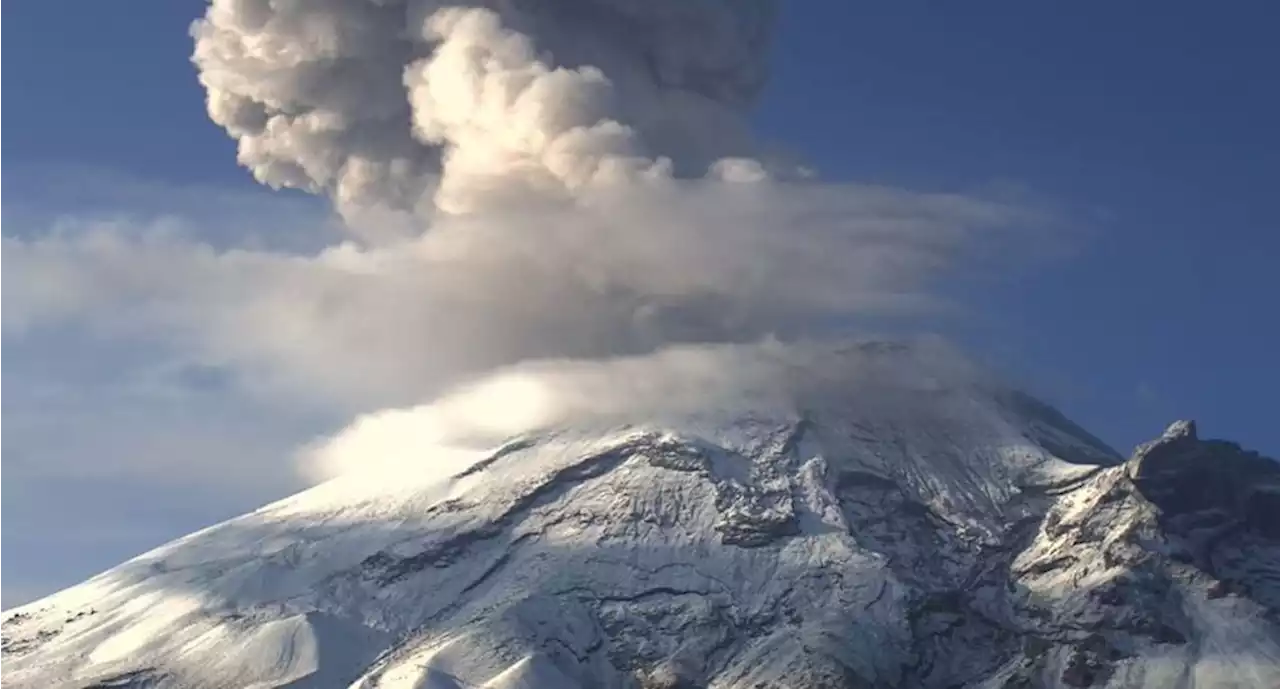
[192,0,775,221]
[160,0,1042,403]
[5,1,1050,482]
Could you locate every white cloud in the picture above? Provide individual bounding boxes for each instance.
[1,170,1048,582]
[2,0,1064,606]
[1,162,337,250]
[298,337,994,481]
[3,177,1040,411]
[0,177,342,605]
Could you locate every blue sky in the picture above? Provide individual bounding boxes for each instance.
[752,3,1280,454]
[3,1,1277,605]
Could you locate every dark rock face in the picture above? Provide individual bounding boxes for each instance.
[1059,634,1120,687]
[81,669,165,688]
[1121,420,1280,617]
[1128,420,1280,532]
[983,421,1280,688]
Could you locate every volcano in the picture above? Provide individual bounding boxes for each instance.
[4,343,1278,689]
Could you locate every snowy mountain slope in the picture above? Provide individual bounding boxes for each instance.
[4,344,1277,689]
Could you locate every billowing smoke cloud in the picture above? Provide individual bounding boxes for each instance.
[192,0,774,222]
[0,4,1081,612]
[4,1,1054,484]
[180,1,1040,402]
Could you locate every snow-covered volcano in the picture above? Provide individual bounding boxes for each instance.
[4,343,1278,688]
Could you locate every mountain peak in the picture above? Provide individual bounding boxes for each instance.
[1162,419,1198,441]
[4,349,1278,689]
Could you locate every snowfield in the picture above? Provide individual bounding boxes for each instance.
[4,344,1278,688]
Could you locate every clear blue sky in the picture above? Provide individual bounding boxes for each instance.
[3,1,1277,604]
[752,3,1280,456]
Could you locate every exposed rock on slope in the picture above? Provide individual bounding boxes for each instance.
[3,346,1277,688]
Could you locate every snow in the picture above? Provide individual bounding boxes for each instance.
[3,343,1275,688]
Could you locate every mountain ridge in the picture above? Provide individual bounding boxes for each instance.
[4,344,1277,688]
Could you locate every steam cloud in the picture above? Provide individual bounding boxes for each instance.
[4,1,1050,481]
[303,339,997,481]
